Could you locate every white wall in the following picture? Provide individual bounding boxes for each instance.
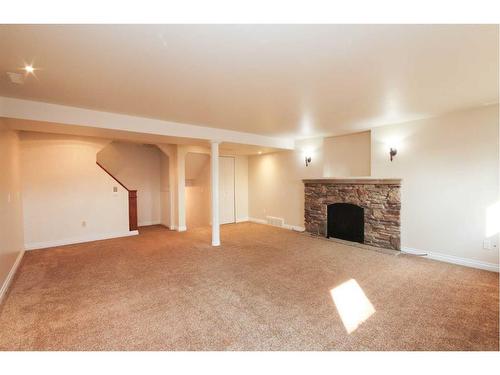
[323,131,371,177]
[371,105,499,265]
[185,152,211,228]
[20,132,130,249]
[160,151,170,228]
[235,155,249,222]
[97,142,162,226]
[249,151,305,228]
[0,120,24,300]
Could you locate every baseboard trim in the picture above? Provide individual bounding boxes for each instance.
[138,220,161,227]
[402,247,499,272]
[25,230,139,251]
[283,223,306,232]
[0,249,25,304]
[249,217,267,225]
[235,217,249,223]
[177,225,187,232]
[249,217,305,232]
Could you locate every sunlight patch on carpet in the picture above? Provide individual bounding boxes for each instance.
[331,279,375,334]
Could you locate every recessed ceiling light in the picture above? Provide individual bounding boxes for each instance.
[24,65,34,74]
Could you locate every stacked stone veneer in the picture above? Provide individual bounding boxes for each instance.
[304,179,401,250]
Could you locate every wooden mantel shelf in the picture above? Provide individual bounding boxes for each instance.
[302,177,402,185]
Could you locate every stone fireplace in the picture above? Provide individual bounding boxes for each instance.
[303,178,401,250]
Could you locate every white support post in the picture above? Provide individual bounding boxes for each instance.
[211,141,220,246]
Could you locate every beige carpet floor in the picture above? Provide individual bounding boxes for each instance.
[0,223,498,351]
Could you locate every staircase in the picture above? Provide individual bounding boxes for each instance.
[96,161,138,231]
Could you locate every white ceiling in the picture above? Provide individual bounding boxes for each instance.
[0,24,498,139]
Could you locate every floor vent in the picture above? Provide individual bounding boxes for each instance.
[266,216,285,227]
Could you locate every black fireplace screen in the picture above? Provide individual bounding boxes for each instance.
[327,203,364,243]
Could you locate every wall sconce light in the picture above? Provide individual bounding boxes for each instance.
[389,148,397,162]
[305,156,312,167]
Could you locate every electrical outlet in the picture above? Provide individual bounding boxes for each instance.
[483,239,493,250]
[82,220,87,228]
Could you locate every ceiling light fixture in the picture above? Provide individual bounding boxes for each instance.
[24,65,34,74]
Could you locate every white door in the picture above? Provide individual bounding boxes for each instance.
[219,156,235,224]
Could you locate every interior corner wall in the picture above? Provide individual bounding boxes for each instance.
[0,120,25,299]
[20,132,130,249]
[97,142,162,226]
[371,105,499,265]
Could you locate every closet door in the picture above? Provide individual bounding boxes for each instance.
[219,156,235,224]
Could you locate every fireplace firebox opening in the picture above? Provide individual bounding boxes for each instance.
[327,203,364,244]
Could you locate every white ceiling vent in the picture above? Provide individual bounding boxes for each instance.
[7,72,25,85]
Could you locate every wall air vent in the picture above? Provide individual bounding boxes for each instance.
[7,72,25,85]
[266,216,285,227]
